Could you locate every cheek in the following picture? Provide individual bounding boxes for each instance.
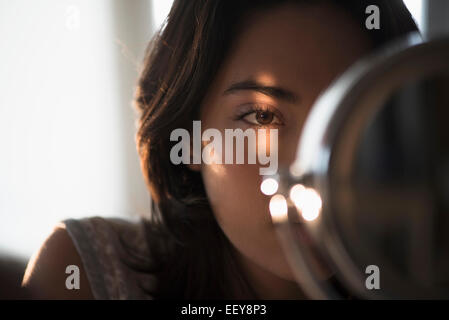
[201,162,296,281]
[201,163,269,256]
[200,125,303,227]
[202,163,270,228]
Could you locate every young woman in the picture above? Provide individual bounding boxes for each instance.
[22,0,418,299]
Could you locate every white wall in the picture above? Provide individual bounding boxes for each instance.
[152,0,174,29]
[403,0,425,33]
[0,0,159,258]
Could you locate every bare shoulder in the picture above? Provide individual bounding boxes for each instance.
[22,224,94,299]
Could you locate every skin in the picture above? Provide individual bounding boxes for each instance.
[191,3,372,299]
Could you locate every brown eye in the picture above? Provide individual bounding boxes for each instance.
[255,110,274,125]
[242,109,282,126]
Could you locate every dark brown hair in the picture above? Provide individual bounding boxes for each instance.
[133,0,418,299]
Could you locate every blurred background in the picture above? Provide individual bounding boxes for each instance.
[0,0,174,260]
[0,0,445,298]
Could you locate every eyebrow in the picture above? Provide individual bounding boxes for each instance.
[223,79,299,104]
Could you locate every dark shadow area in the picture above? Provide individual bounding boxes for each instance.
[0,253,30,299]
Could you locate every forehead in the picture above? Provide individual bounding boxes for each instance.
[215,3,371,98]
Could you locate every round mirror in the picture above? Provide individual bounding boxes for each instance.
[272,33,449,299]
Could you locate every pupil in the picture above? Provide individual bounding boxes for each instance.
[256,111,273,124]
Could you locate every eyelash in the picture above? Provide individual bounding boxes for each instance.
[234,104,284,127]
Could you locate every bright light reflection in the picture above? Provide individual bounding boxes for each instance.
[289,184,322,222]
[269,194,288,224]
[260,178,279,195]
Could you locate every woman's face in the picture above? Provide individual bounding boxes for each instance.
[196,3,371,288]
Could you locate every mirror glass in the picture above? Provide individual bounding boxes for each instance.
[331,72,449,298]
